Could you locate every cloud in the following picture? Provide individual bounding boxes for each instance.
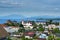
[0,0,60,8]
[0,0,24,7]
[0,0,60,16]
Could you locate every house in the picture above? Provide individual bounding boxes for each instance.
[57,26,60,30]
[4,26,19,33]
[44,26,48,33]
[38,33,48,39]
[22,21,33,29]
[48,24,57,30]
[24,32,35,39]
[37,33,48,40]
[10,32,24,38]
[0,26,9,40]
[35,31,41,36]
[35,21,46,25]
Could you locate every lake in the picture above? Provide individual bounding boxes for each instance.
[0,19,60,24]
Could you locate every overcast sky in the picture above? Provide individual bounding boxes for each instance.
[0,0,60,17]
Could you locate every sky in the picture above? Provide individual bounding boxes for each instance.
[0,0,60,17]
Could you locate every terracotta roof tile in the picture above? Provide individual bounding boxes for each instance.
[0,26,9,38]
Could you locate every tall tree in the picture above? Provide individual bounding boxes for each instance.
[19,23,24,28]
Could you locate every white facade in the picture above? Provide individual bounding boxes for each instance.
[36,22,46,25]
[48,24,56,29]
[4,27,19,33]
[22,21,33,29]
[57,26,60,30]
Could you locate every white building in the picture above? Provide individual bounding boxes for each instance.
[39,34,48,39]
[48,24,57,30]
[4,26,19,33]
[22,21,33,29]
[57,26,60,30]
[36,22,46,25]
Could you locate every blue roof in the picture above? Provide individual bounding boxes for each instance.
[39,34,47,38]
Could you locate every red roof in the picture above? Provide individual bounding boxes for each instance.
[24,32,35,37]
[28,32,34,35]
[0,26,9,38]
[0,24,7,27]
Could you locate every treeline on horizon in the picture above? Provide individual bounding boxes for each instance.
[4,19,59,27]
[37,18,60,20]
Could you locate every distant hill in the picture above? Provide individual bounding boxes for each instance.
[0,15,60,20]
[27,15,60,20]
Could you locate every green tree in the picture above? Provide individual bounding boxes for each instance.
[18,25,25,32]
[56,38,60,40]
[49,20,52,24]
[32,21,37,27]
[5,22,15,26]
[46,20,53,25]
[48,35,54,40]
[39,24,43,28]
[19,23,24,28]
[53,28,60,33]
[37,24,44,31]
[7,37,12,40]
[18,28,25,33]
[32,21,38,29]
[37,27,44,32]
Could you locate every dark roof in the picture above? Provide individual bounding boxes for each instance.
[0,26,9,38]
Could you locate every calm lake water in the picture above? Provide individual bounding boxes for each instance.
[0,19,21,24]
[0,19,60,24]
